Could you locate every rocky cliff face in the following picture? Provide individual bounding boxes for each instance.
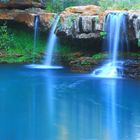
[57,6,140,49]
[0,0,44,9]
[0,6,56,32]
[56,6,140,77]
[57,14,101,39]
[128,11,140,40]
[0,4,140,48]
[0,0,55,32]
[57,5,103,39]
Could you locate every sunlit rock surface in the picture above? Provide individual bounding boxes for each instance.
[0,0,53,31]
[60,5,101,17]
[57,5,103,39]
[0,8,56,31]
[57,6,140,50]
[0,0,44,9]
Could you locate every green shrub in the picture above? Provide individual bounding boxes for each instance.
[100,31,107,38]
[0,23,14,51]
[92,53,108,60]
[0,23,46,63]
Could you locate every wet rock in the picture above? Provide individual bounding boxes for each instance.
[128,11,140,40]
[39,12,56,31]
[123,59,140,79]
[68,56,98,72]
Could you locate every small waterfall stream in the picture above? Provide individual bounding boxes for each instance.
[92,12,128,78]
[27,16,62,69]
[43,16,60,67]
[33,15,39,64]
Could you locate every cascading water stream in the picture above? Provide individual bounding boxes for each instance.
[44,16,60,66]
[33,15,39,64]
[92,12,128,78]
[27,16,62,69]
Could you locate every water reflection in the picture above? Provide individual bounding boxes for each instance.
[0,65,140,140]
[45,70,56,140]
[102,79,118,140]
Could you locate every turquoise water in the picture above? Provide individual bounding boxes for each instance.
[0,65,140,140]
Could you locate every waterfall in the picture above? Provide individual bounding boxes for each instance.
[27,16,62,69]
[33,15,39,64]
[44,16,60,66]
[92,12,128,78]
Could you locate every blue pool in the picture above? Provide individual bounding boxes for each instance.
[0,65,140,140]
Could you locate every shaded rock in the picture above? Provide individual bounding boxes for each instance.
[123,59,140,79]
[75,33,100,39]
[126,11,140,51]
[68,56,98,72]
[128,10,140,40]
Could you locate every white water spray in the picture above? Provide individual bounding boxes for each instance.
[92,12,128,78]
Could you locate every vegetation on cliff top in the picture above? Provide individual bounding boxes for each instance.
[99,0,140,10]
[45,0,140,12]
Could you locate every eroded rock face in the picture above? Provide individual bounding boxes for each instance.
[0,8,56,31]
[0,0,54,31]
[57,6,140,52]
[57,15,101,39]
[0,0,44,9]
[57,5,103,39]
[128,11,140,40]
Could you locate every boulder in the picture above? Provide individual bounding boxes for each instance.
[69,56,98,73]
[57,5,102,39]
[123,59,140,79]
